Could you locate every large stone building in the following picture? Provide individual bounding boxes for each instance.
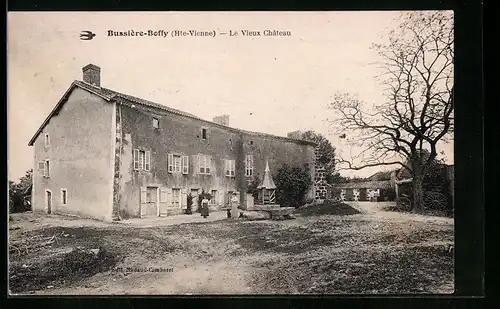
[28,64,316,221]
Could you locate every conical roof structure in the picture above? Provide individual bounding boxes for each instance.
[257,161,277,190]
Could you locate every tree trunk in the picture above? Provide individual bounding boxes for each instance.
[412,177,425,213]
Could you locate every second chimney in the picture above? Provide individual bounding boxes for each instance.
[82,64,101,87]
[213,114,229,126]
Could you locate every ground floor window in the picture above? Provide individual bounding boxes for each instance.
[172,188,181,208]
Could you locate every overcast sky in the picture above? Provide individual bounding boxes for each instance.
[7,11,454,181]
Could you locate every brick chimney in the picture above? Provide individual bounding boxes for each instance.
[213,114,229,126]
[82,64,101,87]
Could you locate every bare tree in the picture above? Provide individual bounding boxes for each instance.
[328,11,454,212]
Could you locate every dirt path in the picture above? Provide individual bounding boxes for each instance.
[9,207,454,295]
[346,201,453,225]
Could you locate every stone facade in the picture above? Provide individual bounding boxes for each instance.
[29,64,317,221]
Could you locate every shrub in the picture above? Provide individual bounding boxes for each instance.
[246,174,261,201]
[186,193,193,214]
[275,164,312,208]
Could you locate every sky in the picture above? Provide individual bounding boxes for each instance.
[7,11,454,181]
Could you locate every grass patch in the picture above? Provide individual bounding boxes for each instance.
[294,200,361,217]
[9,246,120,293]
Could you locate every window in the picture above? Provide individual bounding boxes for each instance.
[152,118,159,129]
[172,189,181,208]
[198,155,211,174]
[44,133,50,147]
[182,156,189,174]
[201,128,208,140]
[211,190,218,205]
[43,159,50,177]
[245,155,254,177]
[134,149,151,171]
[225,159,235,177]
[168,154,189,174]
[61,189,67,205]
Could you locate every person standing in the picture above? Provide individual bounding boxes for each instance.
[201,196,210,218]
[230,193,239,219]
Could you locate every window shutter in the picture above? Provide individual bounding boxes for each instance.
[197,154,203,174]
[168,153,173,173]
[182,156,189,174]
[181,189,187,208]
[225,160,229,176]
[145,150,151,171]
[38,162,45,171]
[192,155,199,175]
[140,187,147,218]
[166,189,173,208]
[133,149,139,170]
[159,187,169,216]
[207,155,213,174]
[218,191,224,206]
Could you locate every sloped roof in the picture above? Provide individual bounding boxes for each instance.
[330,180,393,189]
[29,80,316,147]
[75,81,202,119]
[257,161,277,190]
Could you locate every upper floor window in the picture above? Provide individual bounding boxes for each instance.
[168,153,189,174]
[133,149,151,171]
[61,189,68,205]
[225,159,236,177]
[245,155,254,177]
[201,127,208,140]
[44,133,50,147]
[198,154,211,174]
[43,159,50,178]
[152,118,159,129]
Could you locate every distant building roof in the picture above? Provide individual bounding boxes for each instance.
[330,180,393,190]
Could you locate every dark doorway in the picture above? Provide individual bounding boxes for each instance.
[345,189,354,201]
[46,190,52,214]
[358,188,368,201]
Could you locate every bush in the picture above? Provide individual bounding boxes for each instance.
[275,164,312,208]
[246,174,261,202]
[186,194,193,214]
[9,169,33,214]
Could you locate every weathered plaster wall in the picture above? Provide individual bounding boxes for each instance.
[115,101,315,218]
[32,87,114,221]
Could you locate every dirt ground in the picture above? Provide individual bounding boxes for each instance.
[8,203,454,295]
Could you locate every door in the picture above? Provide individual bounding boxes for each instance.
[144,187,159,217]
[359,188,367,201]
[46,190,52,214]
[345,189,354,201]
[171,189,181,209]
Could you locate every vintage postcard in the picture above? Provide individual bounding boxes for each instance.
[7,11,454,295]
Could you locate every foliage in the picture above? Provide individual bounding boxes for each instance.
[275,164,312,208]
[301,130,337,184]
[9,169,33,213]
[186,193,193,214]
[328,11,454,212]
[246,174,261,202]
[294,200,360,217]
[196,189,212,213]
